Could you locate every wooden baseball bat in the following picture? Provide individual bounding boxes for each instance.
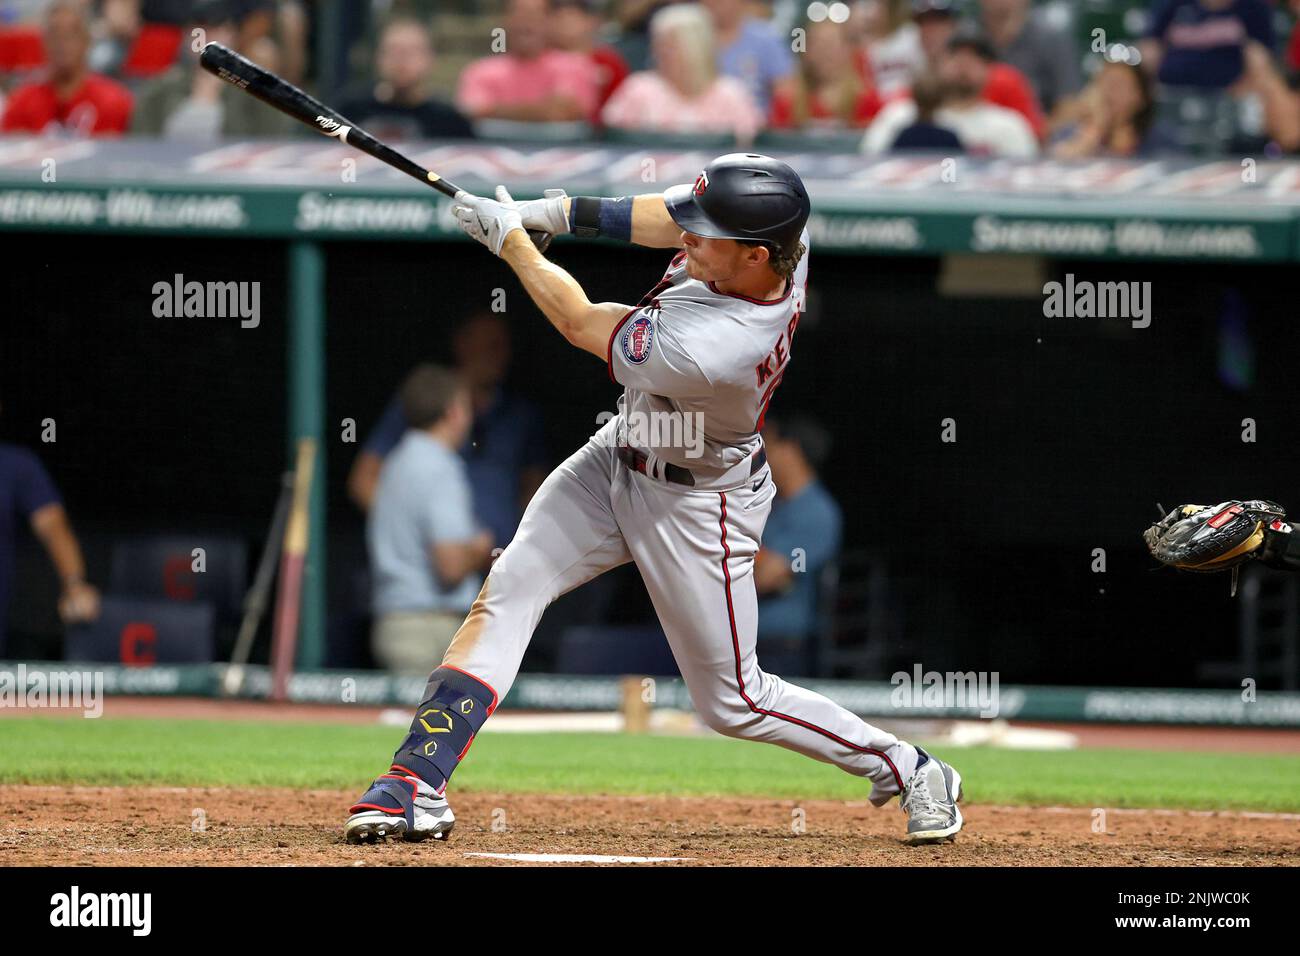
[198,42,553,250]
[269,438,315,703]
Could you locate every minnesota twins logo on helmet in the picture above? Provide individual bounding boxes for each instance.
[622,315,655,364]
[693,171,709,196]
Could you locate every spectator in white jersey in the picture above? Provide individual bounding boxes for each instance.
[862,28,1038,157]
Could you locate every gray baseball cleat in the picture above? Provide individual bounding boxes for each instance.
[900,748,964,844]
[345,773,456,844]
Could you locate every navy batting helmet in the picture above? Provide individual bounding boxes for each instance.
[663,153,810,258]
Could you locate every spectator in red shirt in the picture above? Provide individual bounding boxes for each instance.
[1,1,133,137]
[549,0,631,112]
[1290,0,1300,76]
[911,0,1043,140]
[771,17,884,129]
[456,0,601,123]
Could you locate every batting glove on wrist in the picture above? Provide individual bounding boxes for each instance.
[514,188,570,236]
[451,185,525,257]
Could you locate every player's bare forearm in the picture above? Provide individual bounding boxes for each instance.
[631,194,685,248]
[501,230,632,358]
[559,193,684,249]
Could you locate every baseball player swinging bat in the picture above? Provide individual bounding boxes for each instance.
[197,42,552,251]
[342,154,966,848]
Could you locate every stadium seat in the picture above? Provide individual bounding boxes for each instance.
[1199,565,1299,690]
[65,595,216,664]
[815,549,895,678]
[0,25,44,72]
[1154,87,1244,156]
[120,23,183,78]
[109,534,247,622]
[555,624,681,677]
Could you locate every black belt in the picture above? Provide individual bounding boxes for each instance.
[616,446,767,488]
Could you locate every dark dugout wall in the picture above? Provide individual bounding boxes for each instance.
[6,233,1300,685]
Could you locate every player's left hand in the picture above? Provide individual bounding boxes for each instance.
[514,188,570,236]
[452,186,525,257]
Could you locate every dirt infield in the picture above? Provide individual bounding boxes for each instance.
[2,785,1296,866]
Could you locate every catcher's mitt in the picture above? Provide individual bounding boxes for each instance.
[1143,500,1289,573]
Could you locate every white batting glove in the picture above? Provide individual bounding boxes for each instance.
[513,188,570,236]
[451,185,525,257]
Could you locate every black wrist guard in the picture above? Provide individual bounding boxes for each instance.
[568,196,633,240]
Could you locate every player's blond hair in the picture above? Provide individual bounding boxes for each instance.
[768,241,807,281]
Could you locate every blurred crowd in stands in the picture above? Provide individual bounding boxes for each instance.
[3,0,1300,157]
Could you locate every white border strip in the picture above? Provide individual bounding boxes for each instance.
[464,852,695,864]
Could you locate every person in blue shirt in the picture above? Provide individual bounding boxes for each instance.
[703,0,796,115]
[755,414,843,675]
[368,365,496,676]
[1141,0,1274,89]
[347,312,548,549]
[0,402,100,656]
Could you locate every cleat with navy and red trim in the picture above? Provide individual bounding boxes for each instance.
[344,769,455,844]
[900,748,964,845]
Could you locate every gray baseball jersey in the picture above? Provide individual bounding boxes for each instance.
[607,228,812,473]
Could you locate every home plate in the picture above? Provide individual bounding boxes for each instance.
[464,852,695,864]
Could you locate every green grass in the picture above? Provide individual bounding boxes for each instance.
[3,717,1299,812]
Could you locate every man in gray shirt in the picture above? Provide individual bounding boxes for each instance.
[368,365,494,675]
[976,0,1081,120]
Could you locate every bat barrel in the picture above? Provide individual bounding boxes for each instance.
[198,42,464,199]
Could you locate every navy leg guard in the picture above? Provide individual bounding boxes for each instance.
[390,666,498,792]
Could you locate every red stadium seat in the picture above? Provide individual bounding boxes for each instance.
[120,23,183,78]
[0,25,45,72]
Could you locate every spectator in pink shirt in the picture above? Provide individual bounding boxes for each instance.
[601,3,763,144]
[456,0,601,123]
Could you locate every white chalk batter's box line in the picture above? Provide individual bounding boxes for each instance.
[464,853,696,864]
[997,805,1300,821]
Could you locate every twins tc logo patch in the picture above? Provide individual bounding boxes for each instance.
[621,315,655,364]
[693,171,709,196]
